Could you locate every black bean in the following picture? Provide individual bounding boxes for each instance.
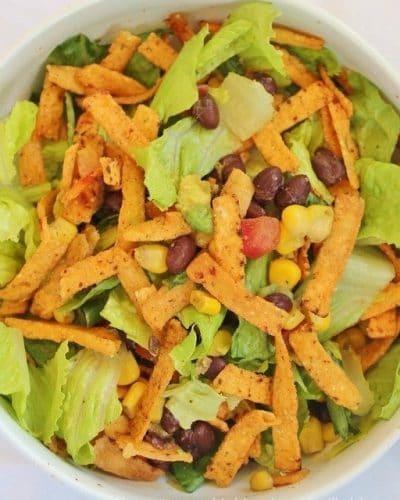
[175,421,216,458]
[167,235,197,274]
[246,200,266,218]
[160,408,180,435]
[144,431,172,449]
[309,401,331,423]
[253,167,284,204]
[220,154,246,183]
[149,459,170,472]
[192,93,219,129]
[265,292,293,312]
[312,147,346,186]
[102,190,122,214]
[275,175,311,210]
[204,356,227,379]
[252,72,278,95]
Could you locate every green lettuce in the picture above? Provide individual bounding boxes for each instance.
[293,365,323,401]
[218,55,245,77]
[20,183,52,204]
[349,71,400,162]
[65,93,75,144]
[170,328,197,377]
[342,349,374,416]
[125,52,160,89]
[326,398,353,440]
[24,339,60,366]
[245,254,270,294]
[42,140,69,180]
[100,286,151,349]
[46,34,108,67]
[287,46,340,76]
[171,453,212,493]
[0,240,24,287]
[177,175,213,233]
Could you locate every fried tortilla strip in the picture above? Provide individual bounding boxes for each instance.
[273,469,310,486]
[0,300,29,317]
[301,187,364,317]
[100,156,121,188]
[37,188,58,237]
[379,244,400,282]
[138,32,177,71]
[76,134,104,177]
[210,195,244,283]
[366,308,397,339]
[199,20,222,34]
[296,238,311,279]
[74,111,98,142]
[141,281,195,332]
[204,410,279,487]
[19,134,47,186]
[36,73,65,140]
[131,104,160,142]
[273,24,324,49]
[320,66,353,118]
[187,252,286,336]
[209,418,229,433]
[253,122,299,172]
[47,65,86,94]
[94,435,163,481]
[104,415,130,440]
[320,106,342,157]
[0,218,77,302]
[165,13,195,42]
[113,80,161,105]
[130,319,187,442]
[360,334,399,372]
[273,331,301,472]
[212,364,272,405]
[221,169,254,218]
[60,143,79,191]
[117,437,192,463]
[59,247,117,303]
[101,31,141,72]
[5,317,121,356]
[83,93,147,154]
[327,100,359,189]
[124,212,191,242]
[279,48,318,88]
[289,324,361,411]
[362,282,400,320]
[115,247,151,309]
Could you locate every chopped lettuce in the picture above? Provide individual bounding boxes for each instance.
[357,159,400,247]
[24,339,60,366]
[20,183,52,204]
[320,246,395,341]
[342,349,374,417]
[171,453,212,493]
[287,46,340,76]
[245,254,270,294]
[46,34,108,67]
[100,286,151,349]
[218,55,245,77]
[0,240,24,287]
[65,93,75,144]
[170,328,197,377]
[125,52,160,89]
[165,378,225,429]
[42,140,69,180]
[326,398,353,440]
[349,71,400,162]
[293,365,324,401]
[177,175,213,233]
[59,349,122,465]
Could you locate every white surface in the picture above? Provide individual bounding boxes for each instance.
[0,0,399,499]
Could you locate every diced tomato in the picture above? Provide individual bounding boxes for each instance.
[241,216,280,258]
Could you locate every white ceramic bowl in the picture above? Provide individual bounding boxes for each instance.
[0,1,399,498]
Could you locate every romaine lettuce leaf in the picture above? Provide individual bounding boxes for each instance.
[293,365,323,401]
[245,254,270,294]
[65,93,75,144]
[42,140,69,180]
[218,55,245,77]
[24,339,60,366]
[170,328,197,377]
[0,188,36,243]
[20,183,52,204]
[342,349,374,417]
[326,398,353,440]
[349,71,400,162]
[177,175,213,234]
[46,34,108,67]
[125,52,160,89]
[287,46,340,76]
[171,453,212,493]
[0,240,24,287]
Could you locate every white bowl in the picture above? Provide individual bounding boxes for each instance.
[0,0,399,498]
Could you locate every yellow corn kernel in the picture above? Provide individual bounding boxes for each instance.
[250,469,274,492]
[322,422,338,443]
[307,205,334,243]
[336,326,367,352]
[190,290,221,316]
[269,258,302,290]
[118,350,140,386]
[53,309,75,324]
[134,244,168,274]
[283,307,305,330]
[281,204,310,236]
[122,380,147,419]
[299,416,324,454]
[209,329,232,356]
[276,224,304,255]
[310,311,331,333]
[150,398,164,423]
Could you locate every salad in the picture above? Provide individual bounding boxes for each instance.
[0,0,399,493]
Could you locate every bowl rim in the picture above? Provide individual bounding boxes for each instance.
[0,0,399,498]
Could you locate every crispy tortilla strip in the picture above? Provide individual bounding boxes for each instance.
[113,80,161,105]
[74,111,98,142]
[141,281,195,332]
[212,364,272,405]
[82,224,100,253]
[94,435,163,481]
[47,65,86,94]
[360,333,399,372]
[204,410,278,487]
[130,319,187,442]
[272,331,301,472]
[279,48,318,88]
[273,24,324,49]
[296,238,311,279]
[273,468,310,486]
[248,435,262,459]
[104,415,130,440]
[115,247,151,309]
[209,418,229,433]
[60,143,79,191]
[320,66,352,118]
[0,300,29,317]
[0,218,77,302]
[362,282,400,320]
[37,188,58,237]
[379,244,400,282]
[131,104,160,142]
[138,32,177,71]
[187,252,286,336]
[76,64,147,97]
[18,134,47,186]
[36,73,65,140]
[100,156,121,188]
[320,106,342,158]
[165,13,195,42]
[83,93,147,154]
[366,309,397,339]
[301,187,364,317]
[117,437,192,463]
[221,169,254,219]
[289,324,361,411]
[4,317,121,356]
[101,31,141,72]
[253,122,299,172]
[76,134,104,177]
[199,20,222,34]
[124,212,191,242]
[210,195,244,283]
[327,100,359,189]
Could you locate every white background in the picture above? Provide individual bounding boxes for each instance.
[0,0,399,499]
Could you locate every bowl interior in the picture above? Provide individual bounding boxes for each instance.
[0,0,399,498]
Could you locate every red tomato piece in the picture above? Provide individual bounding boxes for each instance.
[241,216,280,259]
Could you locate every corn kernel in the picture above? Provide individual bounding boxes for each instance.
[190,290,221,315]
[150,398,164,423]
[209,329,232,356]
[122,380,147,418]
[249,469,274,491]
[322,422,338,443]
[307,205,334,243]
[283,307,305,330]
[276,224,304,255]
[299,416,324,454]
[118,350,140,386]
[337,326,367,352]
[269,258,302,290]
[134,244,168,274]
[54,309,75,324]
[281,204,310,236]
[310,311,331,333]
